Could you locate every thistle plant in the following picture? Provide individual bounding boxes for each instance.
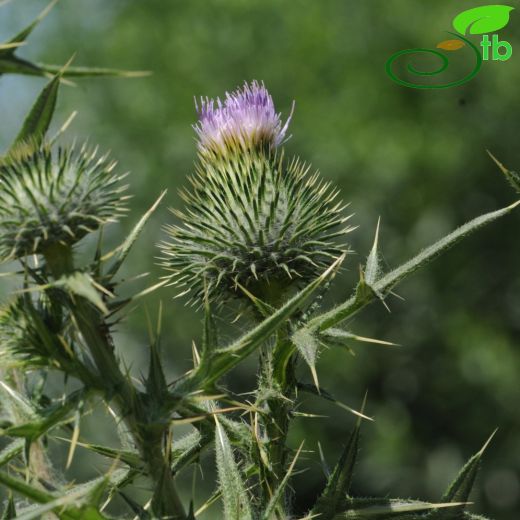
[1,3,520,520]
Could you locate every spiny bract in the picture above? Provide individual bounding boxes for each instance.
[0,297,56,369]
[0,143,129,261]
[160,82,354,305]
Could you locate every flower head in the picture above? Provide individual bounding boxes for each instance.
[0,143,128,261]
[160,153,353,306]
[161,82,353,307]
[194,80,293,156]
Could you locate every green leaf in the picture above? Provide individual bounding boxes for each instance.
[1,494,16,520]
[214,417,253,520]
[364,217,381,287]
[453,5,514,35]
[11,73,60,149]
[171,430,205,473]
[0,0,59,58]
[0,439,24,467]
[312,399,365,519]
[119,493,153,519]
[0,467,128,520]
[106,191,166,279]
[187,501,196,520]
[488,150,520,194]
[261,443,303,520]
[16,503,106,520]
[53,272,109,315]
[0,380,36,425]
[57,437,142,469]
[307,201,520,332]
[0,2,149,80]
[0,56,150,79]
[236,282,276,318]
[359,218,389,310]
[3,389,85,441]
[146,336,168,402]
[180,255,344,391]
[293,326,395,398]
[0,56,40,76]
[0,471,52,506]
[36,63,151,78]
[292,326,321,389]
[429,431,496,519]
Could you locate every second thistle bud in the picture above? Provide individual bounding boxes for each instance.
[0,143,129,262]
[161,81,353,306]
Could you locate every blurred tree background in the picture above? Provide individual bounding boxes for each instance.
[1,0,519,518]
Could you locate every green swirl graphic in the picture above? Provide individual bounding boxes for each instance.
[386,33,482,89]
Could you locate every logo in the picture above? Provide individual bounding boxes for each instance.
[386,5,514,89]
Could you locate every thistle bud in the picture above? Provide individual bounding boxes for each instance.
[0,143,128,261]
[161,81,353,306]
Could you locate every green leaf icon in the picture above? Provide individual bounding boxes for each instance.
[453,5,514,35]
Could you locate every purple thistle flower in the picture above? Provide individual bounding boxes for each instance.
[194,80,293,156]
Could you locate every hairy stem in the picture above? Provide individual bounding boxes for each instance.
[307,201,520,332]
[264,335,296,514]
[42,243,186,519]
[254,282,298,516]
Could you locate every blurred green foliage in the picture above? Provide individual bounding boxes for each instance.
[0,0,519,518]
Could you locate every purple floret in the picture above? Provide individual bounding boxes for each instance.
[194,80,293,155]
